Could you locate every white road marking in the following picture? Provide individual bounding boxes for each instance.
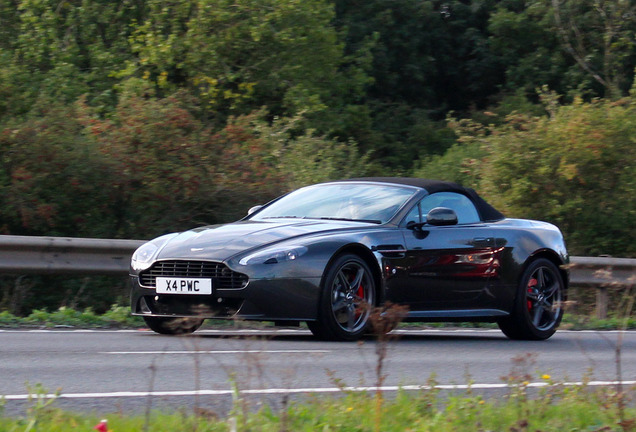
[100,349,330,355]
[0,328,635,334]
[3,380,636,401]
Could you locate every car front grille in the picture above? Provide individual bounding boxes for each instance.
[139,260,248,290]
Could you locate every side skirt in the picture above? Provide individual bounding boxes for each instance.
[402,309,509,323]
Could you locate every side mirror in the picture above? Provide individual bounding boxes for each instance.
[426,207,458,226]
[247,205,263,216]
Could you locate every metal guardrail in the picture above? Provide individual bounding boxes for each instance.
[569,256,636,286]
[0,236,634,318]
[0,235,144,275]
[568,256,636,319]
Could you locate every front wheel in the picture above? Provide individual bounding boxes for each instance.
[143,316,204,335]
[308,254,376,341]
[498,258,565,340]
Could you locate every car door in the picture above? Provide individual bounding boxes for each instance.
[385,192,498,311]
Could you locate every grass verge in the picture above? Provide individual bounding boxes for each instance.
[0,306,143,328]
[0,306,634,330]
[1,382,635,431]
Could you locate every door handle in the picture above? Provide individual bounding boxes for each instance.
[472,237,494,247]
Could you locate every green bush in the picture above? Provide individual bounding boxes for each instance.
[419,93,636,257]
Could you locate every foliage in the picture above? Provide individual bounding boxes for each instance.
[550,0,636,99]
[122,0,363,121]
[0,274,130,317]
[0,0,143,116]
[101,305,144,327]
[562,314,636,330]
[334,0,503,168]
[0,0,365,122]
[0,305,143,328]
[77,90,252,237]
[422,92,636,257]
[0,102,115,237]
[414,118,488,189]
[489,0,636,100]
[0,310,20,326]
[335,0,503,113]
[479,96,636,256]
[251,114,375,190]
[25,307,102,327]
[79,94,371,234]
[0,89,370,240]
[488,1,580,99]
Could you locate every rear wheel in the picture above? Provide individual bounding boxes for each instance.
[143,316,204,335]
[498,258,564,340]
[308,254,376,341]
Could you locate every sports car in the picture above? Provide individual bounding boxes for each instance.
[130,178,568,340]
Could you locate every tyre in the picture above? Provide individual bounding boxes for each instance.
[498,258,565,340]
[143,316,204,335]
[308,254,376,341]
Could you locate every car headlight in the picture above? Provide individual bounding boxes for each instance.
[131,233,178,271]
[238,245,308,266]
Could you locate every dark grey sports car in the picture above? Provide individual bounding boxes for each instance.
[130,178,568,340]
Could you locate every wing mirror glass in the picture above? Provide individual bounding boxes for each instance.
[426,207,458,226]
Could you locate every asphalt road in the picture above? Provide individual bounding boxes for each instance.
[1,328,635,415]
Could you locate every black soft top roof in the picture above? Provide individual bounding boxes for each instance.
[339,177,505,222]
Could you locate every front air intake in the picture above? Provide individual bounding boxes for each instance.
[139,260,248,290]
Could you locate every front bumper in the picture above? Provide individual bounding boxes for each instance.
[130,275,322,321]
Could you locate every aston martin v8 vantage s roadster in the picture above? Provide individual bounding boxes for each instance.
[130,178,568,340]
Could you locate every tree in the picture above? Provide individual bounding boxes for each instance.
[488,2,574,98]
[551,0,636,99]
[0,0,145,117]
[334,0,504,169]
[119,0,364,125]
[489,0,636,100]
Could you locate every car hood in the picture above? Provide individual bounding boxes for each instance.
[155,219,375,261]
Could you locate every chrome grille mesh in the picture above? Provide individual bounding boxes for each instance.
[139,260,248,290]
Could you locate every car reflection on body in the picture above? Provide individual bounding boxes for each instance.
[130,178,568,341]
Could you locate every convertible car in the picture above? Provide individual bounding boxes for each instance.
[130,178,568,340]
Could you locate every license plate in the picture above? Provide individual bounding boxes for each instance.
[156,277,212,295]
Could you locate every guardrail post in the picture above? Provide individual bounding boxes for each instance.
[595,287,608,320]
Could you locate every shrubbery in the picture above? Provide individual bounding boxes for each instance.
[417,93,636,256]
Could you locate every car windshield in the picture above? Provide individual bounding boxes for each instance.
[250,183,417,224]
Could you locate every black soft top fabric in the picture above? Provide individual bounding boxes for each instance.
[338,177,505,222]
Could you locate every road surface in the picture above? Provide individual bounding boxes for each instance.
[1,328,635,414]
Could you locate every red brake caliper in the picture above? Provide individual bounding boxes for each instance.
[527,278,538,311]
[355,284,364,317]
